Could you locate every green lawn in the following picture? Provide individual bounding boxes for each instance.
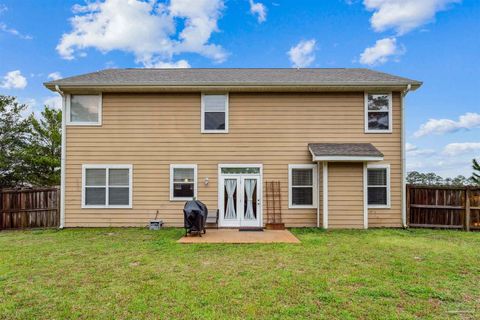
[0,228,479,319]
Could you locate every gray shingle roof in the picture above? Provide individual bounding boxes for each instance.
[44,68,421,88]
[308,143,384,158]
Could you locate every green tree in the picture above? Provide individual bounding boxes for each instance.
[450,175,470,186]
[406,171,444,185]
[406,171,425,184]
[24,106,62,186]
[472,158,480,185]
[0,96,31,187]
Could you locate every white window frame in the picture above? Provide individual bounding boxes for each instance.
[288,164,318,209]
[66,93,102,126]
[367,163,391,208]
[364,92,392,133]
[81,164,133,209]
[170,164,198,201]
[201,93,229,134]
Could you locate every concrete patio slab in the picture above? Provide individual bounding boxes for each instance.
[178,229,300,244]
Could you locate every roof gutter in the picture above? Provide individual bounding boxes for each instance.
[401,84,412,229]
[55,85,66,229]
[44,83,422,93]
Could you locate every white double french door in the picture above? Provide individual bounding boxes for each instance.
[218,168,262,228]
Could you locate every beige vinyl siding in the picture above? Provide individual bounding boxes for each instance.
[65,92,402,228]
[327,162,364,229]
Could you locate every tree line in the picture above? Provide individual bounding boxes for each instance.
[407,162,480,186]
[0,95,61,188]
[407,171,480,187]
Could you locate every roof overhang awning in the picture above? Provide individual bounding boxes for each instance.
[308,143,384,162]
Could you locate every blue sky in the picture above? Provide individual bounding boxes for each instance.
[0,0,479,177]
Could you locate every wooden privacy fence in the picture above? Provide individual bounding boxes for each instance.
[407,185,480,231]
[0,187,60,230]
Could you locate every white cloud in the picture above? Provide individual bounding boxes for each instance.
[57,0,227,67]
[0,22,32,40]
[406,143,475,177]
[443,142,480,156]
[414,112,480,138]
[48,72,63,81]
[288,39,316,68]
[405,143,416,152]
[363,0,461,35]
[1,70,27,89]
[405,143,436,157]
[0,5,32,39]
[359,37,404,65]
[249,0,267,23]
[43,95,63,109]
[147,59,191,68]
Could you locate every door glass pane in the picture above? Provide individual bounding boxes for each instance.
[109,187,129,205]
[224,179,237,219]
[221,167,260,174]
[244,179,257,220]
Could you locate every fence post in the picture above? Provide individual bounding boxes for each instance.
[406,184,410,227]
[0,189,3,230]
[465,188,471,232]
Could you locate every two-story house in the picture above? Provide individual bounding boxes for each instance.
[44,68,421,229]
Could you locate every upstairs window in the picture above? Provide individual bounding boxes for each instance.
[68,94,102,125]
[201,94,228,133]
[365,93,392,133]
[170,164,197,201]
[82,165,132,208]
[288,164,318,208]
[367,164,390,208]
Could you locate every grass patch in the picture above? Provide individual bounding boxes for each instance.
[0,228,479,319]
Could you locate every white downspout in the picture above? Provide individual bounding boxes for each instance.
[322,162,328,229]
[55,85,66,229]
[317,161,320,227]
[401,84,412,228]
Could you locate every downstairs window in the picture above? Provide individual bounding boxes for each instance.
[367,164,390,208]
[82,165,132,208]
[170,164,197,201]
[289,164,318,208]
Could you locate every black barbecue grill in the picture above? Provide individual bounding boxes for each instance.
[183,200,208,236]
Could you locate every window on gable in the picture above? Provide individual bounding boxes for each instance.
[365,93,392,133]
[367,165,390,207]
[201,94,228,133]
[83,165,132,208]
[170,164,197,201]
[289,164,317,208]
[68,94,101,125]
